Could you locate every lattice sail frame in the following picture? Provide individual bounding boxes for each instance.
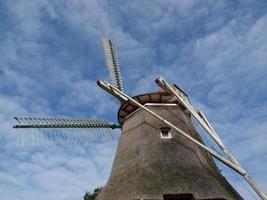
[14,117,121,148]
[101,37,124,92]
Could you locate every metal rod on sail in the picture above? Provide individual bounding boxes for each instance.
[195,108,240,165]
[97,80,245,175]
[97,80,128,103]
[155,76,267,200]
[13,117,121,129]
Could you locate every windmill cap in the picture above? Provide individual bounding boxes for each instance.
[117,84,188,124]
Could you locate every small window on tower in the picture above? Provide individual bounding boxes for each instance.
[160,127,172,139]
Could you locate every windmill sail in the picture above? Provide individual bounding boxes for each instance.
[13,117,120,149]
[101,37,124,93]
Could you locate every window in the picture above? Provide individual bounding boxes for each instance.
[160,127,172,139]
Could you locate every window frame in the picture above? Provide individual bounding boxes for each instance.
[160,127,173,139]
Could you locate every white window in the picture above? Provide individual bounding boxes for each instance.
[160,127,172,139]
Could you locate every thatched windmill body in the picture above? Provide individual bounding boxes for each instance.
[96,90,243,200]
[13,38,266,200]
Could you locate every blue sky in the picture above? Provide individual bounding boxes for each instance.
[0,0,266,199]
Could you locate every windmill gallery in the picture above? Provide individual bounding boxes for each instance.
[13,38,267,200]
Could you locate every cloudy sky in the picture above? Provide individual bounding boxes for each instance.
[0,0,266,199]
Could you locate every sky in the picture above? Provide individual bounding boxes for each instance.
[0,0,266,199]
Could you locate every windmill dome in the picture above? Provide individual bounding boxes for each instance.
[118,84,187,124]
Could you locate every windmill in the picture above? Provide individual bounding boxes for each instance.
[13,38,266,200]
